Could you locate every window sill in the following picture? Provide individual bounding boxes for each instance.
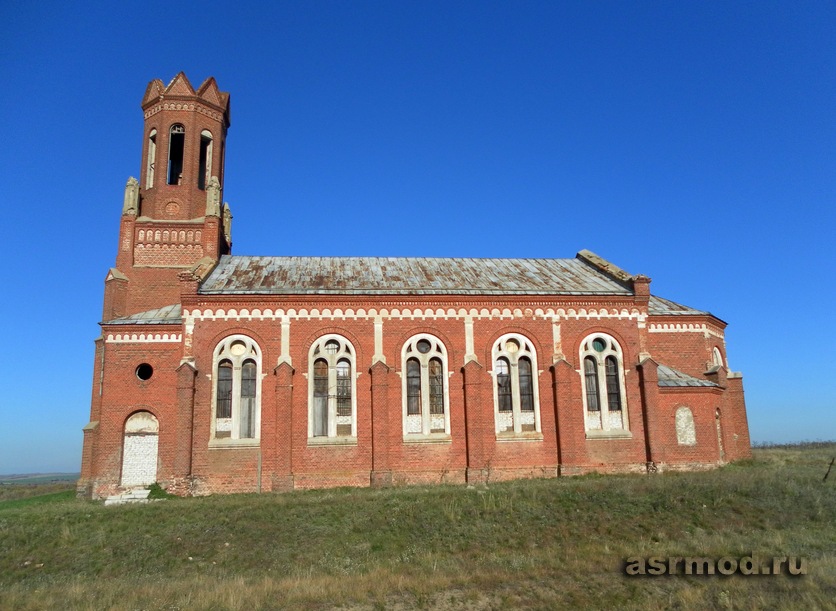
[585,429,632,440]
[403,433,452,444]
[209,438,260,449]
[307,436,358,447]
[496,432,544,442]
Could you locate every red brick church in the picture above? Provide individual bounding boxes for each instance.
[78,74,751,499]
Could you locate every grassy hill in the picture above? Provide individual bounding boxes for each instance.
[1,445,834,610]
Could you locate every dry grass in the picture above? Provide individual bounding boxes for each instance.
[1,444,834,610]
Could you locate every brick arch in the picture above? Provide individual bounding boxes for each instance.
[203,326,270,368]
[567,326,634,369]
[299,326,365,372]
[122,406,161,429]
[480,326,549,371]
[392,325,458,370]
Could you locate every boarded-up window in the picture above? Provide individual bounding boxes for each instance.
[676,407,697,446]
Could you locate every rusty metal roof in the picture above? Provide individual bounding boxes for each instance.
[198,255,635,296]
[657,364,718,387]
[105,304,182,325]
[647,295,708,316]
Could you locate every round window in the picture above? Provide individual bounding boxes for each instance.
[416,339,432,354]
[505,339,520,353]
[229,341,247,356]
[592,338,607,353]
[135,363,154,381]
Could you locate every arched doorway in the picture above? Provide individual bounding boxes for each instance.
[121,411,159,487]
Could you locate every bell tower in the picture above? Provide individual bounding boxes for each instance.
[104,73,232,320]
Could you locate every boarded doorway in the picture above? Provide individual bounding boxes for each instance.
[121,411,159,487]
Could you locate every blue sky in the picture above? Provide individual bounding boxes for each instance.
[1,1,833,473]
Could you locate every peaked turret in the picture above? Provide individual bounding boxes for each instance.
[104,74,233,319]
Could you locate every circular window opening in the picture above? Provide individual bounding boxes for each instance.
[505,339,520,353]
[592,338,607,353]
[136,363,154,381]
[229,341,247,356]
[325,340,340,354]
[416,339,432,354]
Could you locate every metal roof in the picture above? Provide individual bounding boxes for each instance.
[106,304,182,325]
[648,295,708,316]
[198,255,635,296]
[657,364,718,388]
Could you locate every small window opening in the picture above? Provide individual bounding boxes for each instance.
[135,363,154,381]
[167,124,185,185]
[146,130,157,189]
[198,130,213,190]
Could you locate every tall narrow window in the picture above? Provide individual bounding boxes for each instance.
[308,335,356,440]
[198,130,213,190]
[579,333,628,436]
[406,359,421,415]
[167,124,185,185]
[216,361,233,420]
[212,336,262,443]
[491,334,541,436]
[402,335,450,438]
[241,360,257,439]
[145,129,157,189]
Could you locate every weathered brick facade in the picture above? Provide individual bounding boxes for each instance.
[78,74,751,499]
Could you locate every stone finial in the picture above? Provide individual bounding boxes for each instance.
[122,177,139,215]
[223,204,233,243]
[205,176,221,217]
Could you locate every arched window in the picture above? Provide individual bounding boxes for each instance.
[198,129,213,190]
[491,334,541,436]
[401,334,450,438]
[712,347,725,369]
[309,335,356,440]
[675,406,697,446]
[211,335,262,443]
[167,124,185,185]
[145,129,157,189]
[580,333,629,436]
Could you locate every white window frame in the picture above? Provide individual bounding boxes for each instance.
[490,333,542,438]
[307,334,357,443]
[401,333,451,441]
[579,332,630,438]
[210,334,262,446]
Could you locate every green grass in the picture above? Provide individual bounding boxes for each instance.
[1,444,834,610]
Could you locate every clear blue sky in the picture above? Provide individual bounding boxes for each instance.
[1,1,833,473]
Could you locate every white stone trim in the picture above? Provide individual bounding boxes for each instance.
[401,333,451,438]
[184,306,648,323]
[649,323,724,339]
[106,333,182,343]
[308,334,358,440]
[490,333,542,437]
[578,333,630,437]
[210,335,262,443]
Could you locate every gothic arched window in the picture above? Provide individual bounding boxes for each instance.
[145,129,157,189]
[167,124,185,185]
[580,333,629,436]
[308,335,356,440]
[402,334,450,438]
[198,129,213,190]
[491,334,541,436]
[212,335,262,443]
